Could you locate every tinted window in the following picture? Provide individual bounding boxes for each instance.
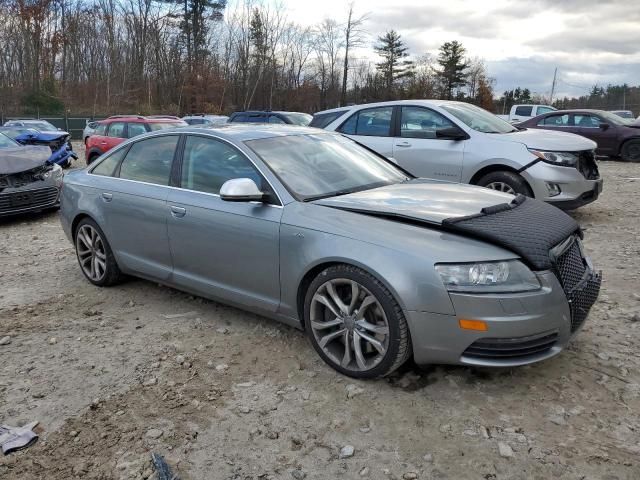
[92,147,127,177]
[107,122,126,138]
[538,114,570,126]
[118,135,178,185]
[181,136,262,195]
[231,114,248,122]
[127,122,147,138]
[268,115,286,124]
[309,110,348,129]
[573,114,601,128]
[247,115,265,123]
[400,107,456,139]
[186,118,204,125]
[514,106,533,116]
[339,107,393,137]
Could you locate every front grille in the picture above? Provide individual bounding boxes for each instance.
[577,150,599,180]
[552,236,601,332]
[463,331,559,360]
[0,187,59,213]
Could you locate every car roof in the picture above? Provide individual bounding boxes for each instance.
[133,123,326,142]
[99,116,183,124]
[313,100,468,116]
[231,111,306,115]
[538,109,609,115]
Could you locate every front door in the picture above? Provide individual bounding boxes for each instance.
[570,114,617,154]
[392,106,464,181]
[338,106,395,159]
[166,134,282,311]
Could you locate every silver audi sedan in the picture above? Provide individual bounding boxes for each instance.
[59,125,601,378]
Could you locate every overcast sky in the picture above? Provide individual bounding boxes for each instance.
[264,0,640,99]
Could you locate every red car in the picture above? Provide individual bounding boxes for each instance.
[85,115,187,164]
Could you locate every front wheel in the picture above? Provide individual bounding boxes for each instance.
[621,140,640,162]
[476,170,533,197]
[74,218,123,286]
[304,265,411,379]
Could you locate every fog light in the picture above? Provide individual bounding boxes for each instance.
[545,182,561,197]
[458,319,488,331]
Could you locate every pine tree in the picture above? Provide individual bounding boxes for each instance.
[374,30,414,99]
[436,40,468,99]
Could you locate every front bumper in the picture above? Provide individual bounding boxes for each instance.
[521,161,602,209]
[405,271,595,367]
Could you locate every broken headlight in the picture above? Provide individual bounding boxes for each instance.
[435,260,541,293]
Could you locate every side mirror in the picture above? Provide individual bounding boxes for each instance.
[435,126,468,140]
[220,178,264,202]
[599,123,610,130]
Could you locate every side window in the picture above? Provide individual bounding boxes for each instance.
[514,106,533,116]
[537,106,555,115]
[247,114,265,123]
[127,122,147,138]
[95,124,107,135]
[107,122,126,138]
[181,136,263,195]
[309,110,348,128]
[232,114,248,122]
[190,118,204,125]
[573,114,600,128]
[92,147,127,177]
[118,135,178,185]
[339,107,393,137]
[400,106,456,139]
[268,115,286,124]
[538,114,569,127]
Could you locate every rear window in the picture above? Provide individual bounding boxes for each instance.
[514,106,533,117]
[281,113,312,126]
[118,135,178,185]
[309,110,348,129]
[148,122,186,131]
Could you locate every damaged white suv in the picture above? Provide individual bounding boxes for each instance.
[312,100,603,209]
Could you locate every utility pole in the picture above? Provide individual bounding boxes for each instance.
[549,67,557,104]
[623,85,626,110]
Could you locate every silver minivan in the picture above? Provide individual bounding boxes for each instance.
[312,100,603,209]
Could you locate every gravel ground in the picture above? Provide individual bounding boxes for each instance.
[1,146,639,480]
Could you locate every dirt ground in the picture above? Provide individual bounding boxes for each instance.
[1,145,639,480]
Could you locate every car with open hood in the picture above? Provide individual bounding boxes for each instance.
[312,100,603,210]
[59,125,601,378]
[518,109,640,162]
[0,133,63,217]
[0,127,77,168]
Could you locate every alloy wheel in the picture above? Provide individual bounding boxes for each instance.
[309,278,390,372]
[76,224,107,282]
[485,181,516,194]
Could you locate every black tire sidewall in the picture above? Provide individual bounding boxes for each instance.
[621,140,640,163]
[74,218,120,287]
[303,265,407,379]
[477,171,532,196]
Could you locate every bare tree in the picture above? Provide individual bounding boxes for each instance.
[340,2,368,106]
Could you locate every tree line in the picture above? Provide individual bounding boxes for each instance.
[0,1,635,117]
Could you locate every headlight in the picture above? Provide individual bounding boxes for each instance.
[43,164,63,180]
[435,260,541,293]
[528,149,578,167]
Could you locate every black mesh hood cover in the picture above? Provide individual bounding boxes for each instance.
[442,195,580,271]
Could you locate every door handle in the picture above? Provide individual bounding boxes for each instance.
[395,141,411,148]
[170,205,186,218]
[101,192,113,202]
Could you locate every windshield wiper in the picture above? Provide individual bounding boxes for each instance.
[303,189,362,202]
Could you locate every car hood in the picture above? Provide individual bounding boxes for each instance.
[313,179,515,224]
[0,146,51,174]
[15,131,69,144]
[488,128,597,151]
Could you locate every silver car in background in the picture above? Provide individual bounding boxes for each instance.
[59,125,601,378]
[313,100,603,209]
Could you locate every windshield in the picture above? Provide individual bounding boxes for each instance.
[283,113,313,126]
[598,111,631,126]
[246,133,409,201]
[441,103,518,134]
[148,121,188,130]
[0,133,19,148]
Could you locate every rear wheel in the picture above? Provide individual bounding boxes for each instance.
[477,170,533,197]
[87,153,99,165]
[74,218,123,286]
[304,264,411,379]
[621,140,640,162]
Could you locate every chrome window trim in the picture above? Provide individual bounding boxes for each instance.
[87,130,285,208]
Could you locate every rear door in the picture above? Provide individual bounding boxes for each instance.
[391,106,464,181]
[103,121,128,152]
[97,134,179,280]
[166,134,282,311]
[337,106,394,158]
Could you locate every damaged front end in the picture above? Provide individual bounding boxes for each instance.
[14,131,77,168]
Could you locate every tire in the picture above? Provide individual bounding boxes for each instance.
[303,264,411,379]
[87,153,99,165]
[620,140,640,163]
[74,218,123,287]
[476,170,533,197]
